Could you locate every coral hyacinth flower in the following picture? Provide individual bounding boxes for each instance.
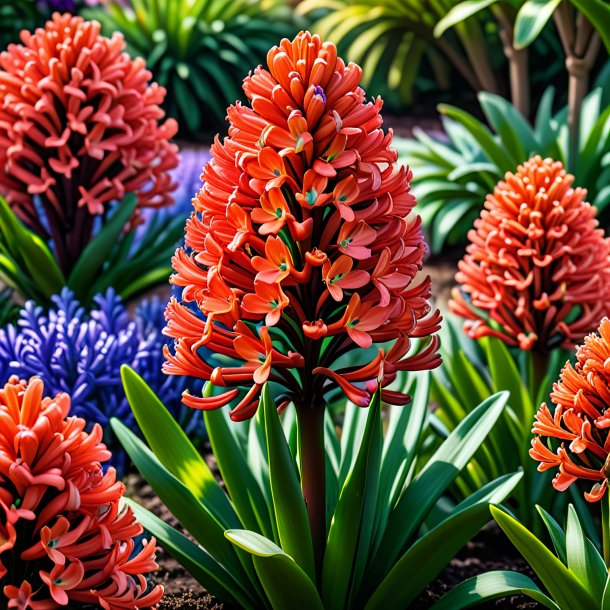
[0,376,163,608]
[0,13,178,273]
[164,31,441,564]
[530,318,610,502]
[450,156,610,353]
[164,31,441,422]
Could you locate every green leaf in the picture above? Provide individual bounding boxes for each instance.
[483,337,530,422]
[536,505,567,564]
[438,104,514,170]
[322,390,383,609]
[565,504,607,599]
[0,197,64,299]
[430,571,560,610]
[110,418,248,582]
[602,574,610,610]
[226,530,323,610]
[491,505,597,610]
[371,392,508,584]
[569,0,610,54]
[67,194,138,296]
[365,472,523,610]
[205,406,274,539]
[434,0,500,38]
[514,0,562,50]
[120,366,237,527]
[261,384,315,580]
[478,92,539,162]
[123,498,253,609]
[376,372,429,528]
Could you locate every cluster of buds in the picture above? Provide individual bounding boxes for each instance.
[450,156,610,352]
[0,13,178,273]
[163,32,441,420]
[0,377,163,608]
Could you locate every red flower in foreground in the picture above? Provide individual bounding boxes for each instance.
[0,13,179,273]
[0,376,163,608]
[450,156,610,351]
[164,31,441,421]
[530,318,610,502]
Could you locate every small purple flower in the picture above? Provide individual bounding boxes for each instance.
[0,288,202,473]
[313,85,326,105]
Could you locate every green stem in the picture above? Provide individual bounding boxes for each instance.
[601,491,610,569]
[296,403,326,579]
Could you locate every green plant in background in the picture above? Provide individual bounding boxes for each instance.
[87,0,299,136]
[436,0,605,162]
[115,367,522,610]
[0,194,182,306]
[395,85,610,252]
[392,0,610,253]
[430,154,610,530]
[434,505,607,610]
[435,315,610,609]
[431,317,581,531]
[0,0,39,48]
[298,0,507,108]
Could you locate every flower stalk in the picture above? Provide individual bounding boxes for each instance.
[296,402,327,573]
[163,31,441,568]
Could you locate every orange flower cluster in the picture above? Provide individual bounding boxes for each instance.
[530,318,610,502]
[0,377,163,608]
[0,13,178,272]
[450,156,610,352]
[164,32,441,420]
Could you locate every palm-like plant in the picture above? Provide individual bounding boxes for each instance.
[396,85,610,253]
[0,0,39,48]
[298,0,504,107]
[87,0,298,135]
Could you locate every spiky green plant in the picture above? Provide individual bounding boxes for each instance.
[87,0,299,136]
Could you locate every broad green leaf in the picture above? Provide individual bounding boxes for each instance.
[378,372,429,518]
[438,104,515,170]
[67,194,138,295]
[371,392,508,584]
[261,384,315,580]
[0,197,64,299]
[121,366,236,527]
[123,498,253,609]
[483,337,530,422]
[565,504,607,599]
[603,575,610,610]
[338,401,368,485]
[322,390,382,609]
[491,505,597,610]
[111,418,248,581]
[479,92,539,162]
[205,406,274,539]
[569,0,610,54]
[365,472,523,610]
[536,505,567,564]
[434,0,500,37]
[226,530,323,610]
[430,571,560,610]
[514,0,562,49]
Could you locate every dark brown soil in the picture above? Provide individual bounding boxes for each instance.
[411,525,542,609]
